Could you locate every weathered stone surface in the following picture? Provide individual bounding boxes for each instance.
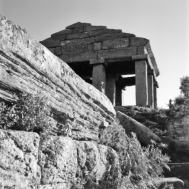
[66,22,91,29]
[89,29,122,37]
[0,15,116,141]
[116,111,161,145]
[54,46,62,56]
[135,60,148,106]
[92,64,106,94]
[0,129,40,188]
[60,51,97,63]
[40,37,61,47]
[0,129,121,189]
[71,26,84,34]
[62,42,93,54]
[61,37,95,46]
[95,33,135,42]
[84,25,107,32]
[102,38,129,50]
[130,37,149,47]
[51,29,71,36]
[145,42,160,77]
[51,34,67,41]
[39,136,77,186]
[66,32,89,40]
[93,42,101,51]
[98,47,137,59]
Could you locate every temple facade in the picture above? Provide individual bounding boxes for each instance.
[41,22,160,108]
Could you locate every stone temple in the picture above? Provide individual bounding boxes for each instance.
[41,22,160,108]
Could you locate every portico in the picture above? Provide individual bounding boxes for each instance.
[41,22,159,108]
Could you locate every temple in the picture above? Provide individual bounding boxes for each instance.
[41,22,160,108]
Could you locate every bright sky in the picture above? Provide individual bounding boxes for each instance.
[0,0,188,108]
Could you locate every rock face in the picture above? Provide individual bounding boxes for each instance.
[116,111,161,145]
[0,129,121,189]
[0,15,116,141]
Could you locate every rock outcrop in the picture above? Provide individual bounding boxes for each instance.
[0,14,116,141]
[116,111,161,145]
[0,129,121,189]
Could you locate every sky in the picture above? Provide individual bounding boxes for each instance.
[0,0,188,108]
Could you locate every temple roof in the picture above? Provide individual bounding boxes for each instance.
[40,22,160,77]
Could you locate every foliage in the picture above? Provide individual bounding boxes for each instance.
[0,93,54,135]
[100,123,171,189]
[167,76,189,139]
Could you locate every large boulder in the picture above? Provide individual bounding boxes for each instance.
[0,14,116,141]
[0,129,121,189]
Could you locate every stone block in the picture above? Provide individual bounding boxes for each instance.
[62,43,94,54]
[40,38,61,48]
[51,29,71,36]
[66,22,91,29]
[61,37,94,46]
[93,42,101,51]
[138,46,146,55]
[89,29,122,37]
[130,37,149,47]
[51,34,67,41]
[84,25,107,32]
[60,51,97,63]
[66,33,89,40]
[98,47,137,59]
[102,38,129,50]
[95,33,135,42]
[54,46,62,56]
[71,26,84,34]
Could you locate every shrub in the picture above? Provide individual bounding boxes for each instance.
[100,123,171,189]
[0,93,53,134]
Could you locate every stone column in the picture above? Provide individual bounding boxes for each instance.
[106,77,116,106]
[116,84,122,106]
[154,85,157,109]
[148,74,154,108]
[92,64,106,94]
[135,60,148,106]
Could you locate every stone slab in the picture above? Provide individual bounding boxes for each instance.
[61,37,94,46]
[66,32,89,40]
[98,47,137,59]
[51,34,67,41]
[89,29,122,37]
[102,38,129,50]
[62,43,93,54]
[84,25,107,32]
[95,33,135,42]
[60,51,97,63]
[51,29,71,36]
[66,22,91,29]
[130,37,149,47]
[40,38,61,48]
[71,26,84,34]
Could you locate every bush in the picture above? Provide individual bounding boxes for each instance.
[0,93,53,134]
[100,123,171,189]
